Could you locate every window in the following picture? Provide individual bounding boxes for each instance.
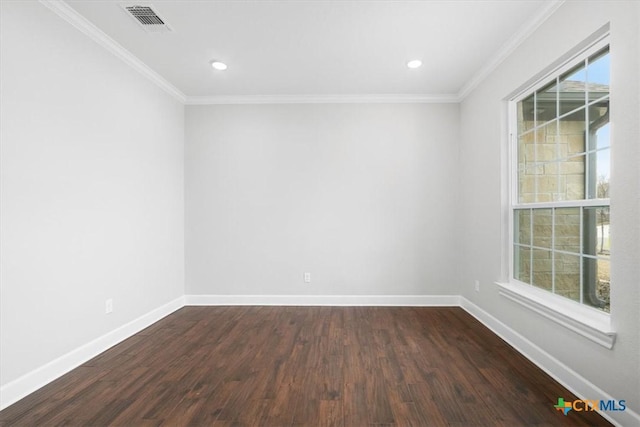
[510,42,610,313]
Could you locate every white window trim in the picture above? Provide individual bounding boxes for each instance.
[496,281,615,349]
[500,28,616,349]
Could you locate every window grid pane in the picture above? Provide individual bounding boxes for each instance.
[512,205,610,312]
[513,45,610,312]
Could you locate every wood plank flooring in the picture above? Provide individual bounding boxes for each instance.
[0,307,612,426]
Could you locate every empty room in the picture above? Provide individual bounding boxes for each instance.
[1,0,638,425]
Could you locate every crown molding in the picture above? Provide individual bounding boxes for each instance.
[457,0,565,100]
[39,0,566,105]
[39,0,187,103]
[185,93,461,105]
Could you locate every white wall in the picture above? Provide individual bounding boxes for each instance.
[185,104,459,296]
[2,0,638,421]
[0,1,184,387]
[459,0,639,415]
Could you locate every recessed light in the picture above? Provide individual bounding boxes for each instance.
[407,60,422,69]
[210,61,228,71]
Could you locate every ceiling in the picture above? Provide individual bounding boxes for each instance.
[62,0,560,102]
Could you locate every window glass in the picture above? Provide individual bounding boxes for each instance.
[512,45,610,312]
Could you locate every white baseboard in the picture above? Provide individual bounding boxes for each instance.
[0,295,185,411]
[185,294,460,306]
[460,297,639,427]
[3,293,636,427]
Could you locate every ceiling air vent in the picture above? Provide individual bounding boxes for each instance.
[122,4,172,33]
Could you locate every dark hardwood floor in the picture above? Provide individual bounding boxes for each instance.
[0,306,611,426]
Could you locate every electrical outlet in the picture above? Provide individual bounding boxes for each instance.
[474,280,480,292]
[304,272,311,283]
[105,298,113,314]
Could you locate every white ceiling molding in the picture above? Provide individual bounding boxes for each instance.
[39,0,186,103]
[185,93,461,105]
[38,0,565,106]
[456,0,565,100]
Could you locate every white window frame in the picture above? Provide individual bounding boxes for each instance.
[497,32,616,349]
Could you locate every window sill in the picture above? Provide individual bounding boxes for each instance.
[496,281,616,349]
